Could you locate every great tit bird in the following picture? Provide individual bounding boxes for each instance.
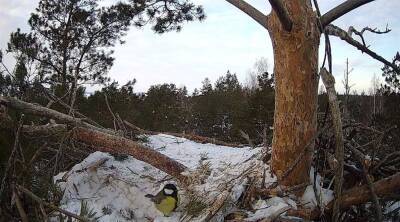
[145,184,179,217]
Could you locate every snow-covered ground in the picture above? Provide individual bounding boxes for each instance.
[53,134,333,221]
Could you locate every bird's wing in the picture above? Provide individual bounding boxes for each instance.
[145,193,163,204]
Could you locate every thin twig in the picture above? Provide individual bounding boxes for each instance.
[0,115,24,200]
[17,185,90,222]
[347,143,383,221]
[104,94,117,131]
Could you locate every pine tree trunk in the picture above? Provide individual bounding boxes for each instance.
[268,1,320,187]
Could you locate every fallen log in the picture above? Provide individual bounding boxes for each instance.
[123,120,244,148]
[72,126,188,182]
[0,96,188,183]
[288,172,400,219]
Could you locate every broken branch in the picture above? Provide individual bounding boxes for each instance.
[0,96,189,183]
[288,172,400,220]
[320,68,345,222]
[16,185,89,222]
[325,24,400,73]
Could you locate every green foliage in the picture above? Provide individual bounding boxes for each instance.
[7,0,137,88]
[382,52,400,94]
[130,0,205,33]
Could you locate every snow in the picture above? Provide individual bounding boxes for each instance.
[53,133,332,221]
[300,168,334,208]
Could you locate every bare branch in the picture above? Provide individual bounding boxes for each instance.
[321,0,375,27]
[16,185,90,222]
[0,96,115,135]
[0,96,189,183]
[225,0,269,30]
[268,0,293,31]
[348,25,391,47]
[288,172,400,219]
[325,24,400,73]
[320,68,345,222]
[347,143,383,222]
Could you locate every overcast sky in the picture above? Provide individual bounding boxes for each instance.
[1,0,399,93]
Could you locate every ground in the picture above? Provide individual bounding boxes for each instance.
[53,134,333,221]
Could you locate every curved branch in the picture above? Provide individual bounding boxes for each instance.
[325,24,400,73]
[321,0,375,27]
[225,0,269,30]
[267,0,293,31]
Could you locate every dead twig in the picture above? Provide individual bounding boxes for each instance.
[347,142,383,221]
[0,115,24,200]
[16,185,90,222]
[348,25,391,47]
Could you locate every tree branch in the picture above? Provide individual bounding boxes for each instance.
[16,185,90,222]
[0,96,189,183]
[288,172,400,220]
[225,0,269,30]
[347,143,383,222]
[0,96,114,135]
[325,24,400,73]
[321,0,375,27]
[348,25,391,47]
[320,68,345,222]
[267,0,293,31]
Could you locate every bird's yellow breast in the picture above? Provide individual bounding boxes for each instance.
[155,196,177,217]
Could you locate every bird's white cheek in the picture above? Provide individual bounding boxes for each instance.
[164,188,174,195]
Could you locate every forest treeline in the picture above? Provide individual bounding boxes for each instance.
[2,56,400,145]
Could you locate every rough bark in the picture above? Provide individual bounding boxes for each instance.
[268,0,320,187]
[72,127,188,182]
[320,68,345,222]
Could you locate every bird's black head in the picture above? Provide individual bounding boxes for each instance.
[163,183,178,197]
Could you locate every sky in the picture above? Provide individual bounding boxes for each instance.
[1,0,399,93]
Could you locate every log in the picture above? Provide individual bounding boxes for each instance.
[288,172,400,219]
[0,96,114,135]
[123,120,244,148]
[72,127,188,182]
[0,96,188,183]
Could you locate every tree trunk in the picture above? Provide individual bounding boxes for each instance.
[268,1,320,187]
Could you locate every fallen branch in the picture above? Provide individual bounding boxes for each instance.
[16,185,89,222]
[123,120,244,148]
[0,115,24,200]
[0,96,189,183]
[72,126,188,182]
[0,96,114,135]
[288,172,400,220]
[347,143,383,221]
